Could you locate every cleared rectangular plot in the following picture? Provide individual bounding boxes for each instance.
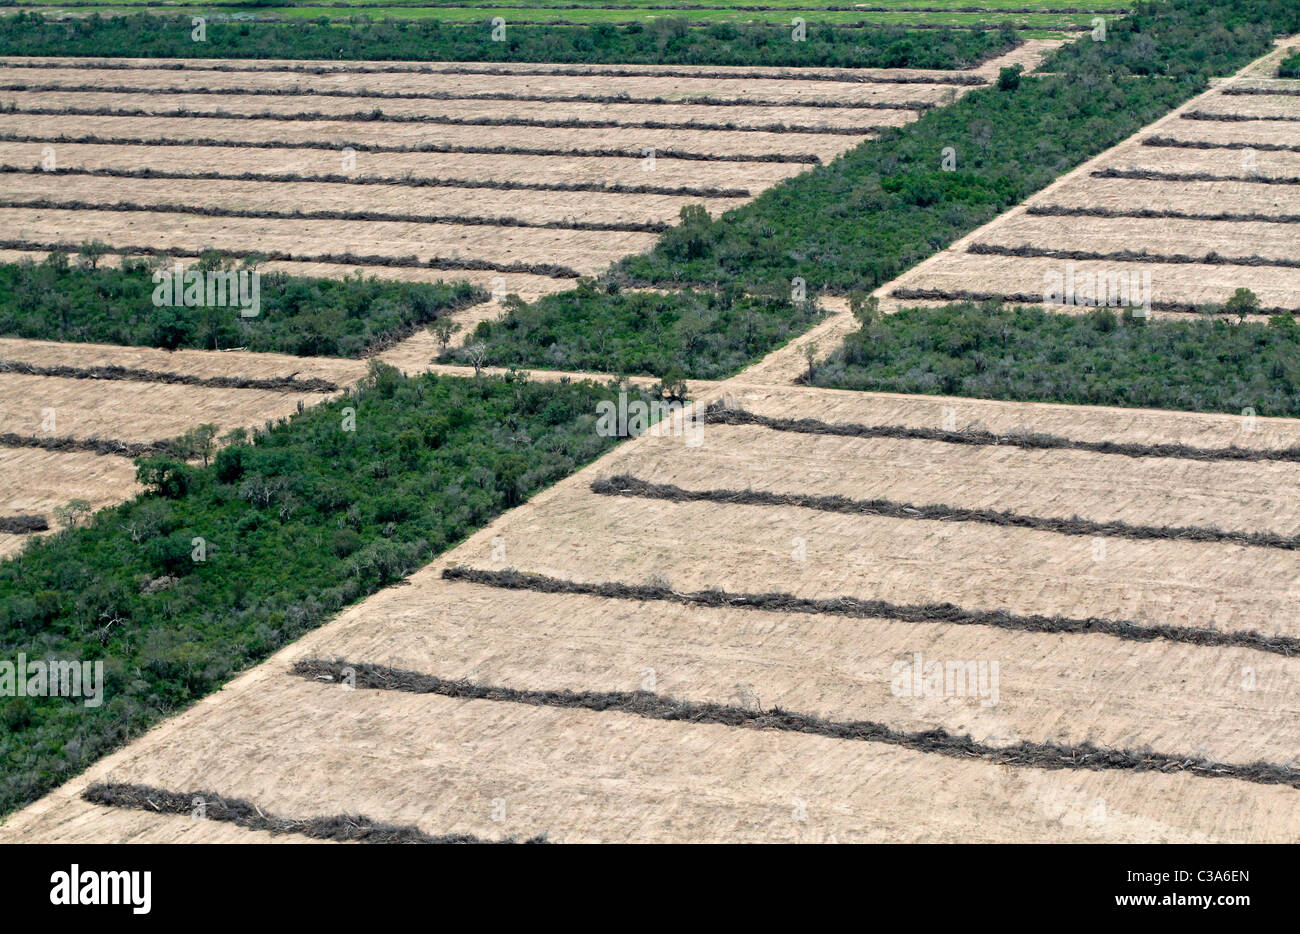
[896,251,1300,310]
[0,336,366,385]
[727,382,1300,452]
[0,142,809,191]
[0,372,320,442]
[1107,145,1300,176]
[459,481,1300,638]
[3,672,1294,843]
[267,574,1300,768]
[0,173,744,228]
[0,63,965,106]
[629,422,1300,536]
[0,89,916,133]
[1044,176,1300,217]
[0,446,138,515]
[1191,95,1300,119]
[1153,121,1300,148]
[0,113,862,162]
[977,214,1300,261]
[0,208,658,276]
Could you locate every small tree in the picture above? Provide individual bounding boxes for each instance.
[52,498,92,531]
[428,318,461,355]
[77,240,111,270]
[801,341,820,382]
[1225,287,1260,324]
[997,64,1023,91]
[173,423,220,466]
[849,291,880,326]
[464,342,489,377]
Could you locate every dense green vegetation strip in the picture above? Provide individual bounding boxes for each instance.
[0,12,1017,68]
[615,73,1186,295]
[812,303,1300,418]
[0,367,646,815]
[0,254,483,357]
[1280,50,1300,79]
[443,282,824,381]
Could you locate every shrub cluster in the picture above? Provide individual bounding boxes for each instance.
[0,367,645,815]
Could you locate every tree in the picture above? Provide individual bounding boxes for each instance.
[849,291,880,326]
[428,318,461,354]
[77,240,111,270]
[997,64,1023,91]
[464,342,489,377]
[135,457,193,499]
[173,423,220,466]
[801,340,820,382]
[52,498,92,531]
[1225,288,1260,323]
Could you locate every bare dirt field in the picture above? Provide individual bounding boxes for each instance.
[0,141,811,191]
[7,371,1300,843]
[12,39,1300,845]
[0,371,323,442]
[0,48,1036,294]
[889,75,1300,311]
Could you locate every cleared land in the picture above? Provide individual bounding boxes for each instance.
[12,34,1300,845]
[7,377,1300,843]
[890,70,1300,311]
[0,52,992,283]
[0,371,325,442]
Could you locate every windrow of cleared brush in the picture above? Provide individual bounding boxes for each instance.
[82,783,545,843]
[439,566,1300,657]
[965,242,1300,270]
[700,404,1300,463]
[292,658,1300,789]
[1026,204,1300,224]
[0,359,338,392]
[0,197,673,234]
[0,130,823,163]
[0,58,991,85]
[0,82,937,111]
[0,102,889,137]
[591,474,1300,550]
[0,164,753,199]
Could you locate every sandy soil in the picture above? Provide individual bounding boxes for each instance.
[0,141,811,191]
[0,371,321,442]
[0,207,660,276]
[0,88,919,132]
[0,446,138,515]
